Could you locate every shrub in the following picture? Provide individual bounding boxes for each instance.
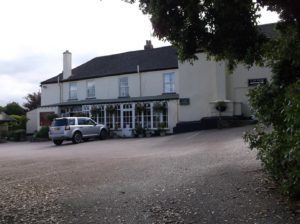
[8,115,27,131]
[244,80,300,198]
[35,126,50,139]
[8,129,26,141]
[47,113,58,123]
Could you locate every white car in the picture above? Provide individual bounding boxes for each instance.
[49,117,108,145]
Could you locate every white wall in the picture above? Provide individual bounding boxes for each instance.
[178,53,218,122]
[141,69,179,97]
[41,84,60,106]
[26,109,38,134]
[168,100,179,132]
[226,65,272,116]
[26,107,59,134]
[55,69,178,103]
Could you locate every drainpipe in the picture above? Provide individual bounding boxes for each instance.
[57,76,62,103]
[137,65,141,97]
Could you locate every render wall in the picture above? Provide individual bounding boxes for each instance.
[26,109,38,134]
[26,107,59,134]
[41,69,178,106]
[41,83,60,106]
[226,65,272,116]
[178,53,218,122]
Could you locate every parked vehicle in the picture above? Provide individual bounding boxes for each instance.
[49,117,108,145]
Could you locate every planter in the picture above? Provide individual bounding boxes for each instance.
[159,131,166,136]
[145,131,152,137]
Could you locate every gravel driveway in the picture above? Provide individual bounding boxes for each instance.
[0,126,298,223]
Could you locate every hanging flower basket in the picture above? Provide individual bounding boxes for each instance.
[91,106,99,115]
[135,103,146,113]
[215,101,227,112]
[153,102,167,113]
[106,105,116,115]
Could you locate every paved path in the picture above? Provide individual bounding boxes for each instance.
[0,126,298,223]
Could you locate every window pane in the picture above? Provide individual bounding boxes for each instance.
[87,80,95,98]
[163,73,175,93]
[69,82,77,99]
[119,77,129,97]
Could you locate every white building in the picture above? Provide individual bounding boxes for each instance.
[28,25,274,135]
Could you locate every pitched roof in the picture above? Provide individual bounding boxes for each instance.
[41,46,178,84]
[0,112,14,122]
[41,24,276,85]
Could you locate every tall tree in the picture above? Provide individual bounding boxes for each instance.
[124,1,300,197]
[23,91,41,111]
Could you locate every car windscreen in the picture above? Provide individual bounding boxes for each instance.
[51,119,68,126]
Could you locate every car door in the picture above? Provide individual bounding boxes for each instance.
[86,119,99,136]
[77,118,89,137]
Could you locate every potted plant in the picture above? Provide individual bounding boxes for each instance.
[157,122,167,136]
[215,101,227,113]
[145,128,152,137]
[134,124,145,137]
[215,101,227,128]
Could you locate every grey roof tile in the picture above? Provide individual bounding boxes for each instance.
[41,46,178,84]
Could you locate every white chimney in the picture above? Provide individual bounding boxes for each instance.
[63,50,72,80]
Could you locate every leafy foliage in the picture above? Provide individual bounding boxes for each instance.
[244,27,300,197]
[47,113,58,123]
[245,81,300,198]
[4,102,26,116]
[34,126,50,139]
[23,91,41,111]
[8,115,27,131]
[7,115,27,141]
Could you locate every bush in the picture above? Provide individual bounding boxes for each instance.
[47,113,58,123]
[8,129,26,141]
[35,126,50,139]
[244,80,300,198]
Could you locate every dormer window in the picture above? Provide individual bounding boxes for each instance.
[69,82,77,100]
[119,77,129,97]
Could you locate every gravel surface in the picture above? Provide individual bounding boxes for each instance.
[0,126,299,223]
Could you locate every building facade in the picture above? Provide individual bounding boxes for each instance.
[28,30,273,135]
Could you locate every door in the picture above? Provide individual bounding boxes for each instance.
[122,104,133,129]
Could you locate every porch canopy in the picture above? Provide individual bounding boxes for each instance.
[45,94,179,107]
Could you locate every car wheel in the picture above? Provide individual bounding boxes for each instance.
[72,132,82,144]
[99,129,108,140]
[53,140,63,146]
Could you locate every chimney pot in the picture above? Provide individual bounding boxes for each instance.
[144,40,153,50]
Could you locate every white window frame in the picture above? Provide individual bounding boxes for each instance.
[69,82,77,100]
[86,80,95,98]
[163,72,175,93]
[119,77,129,97]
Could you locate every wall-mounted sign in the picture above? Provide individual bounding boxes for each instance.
[248,78,267,86]
[180,98,190,105]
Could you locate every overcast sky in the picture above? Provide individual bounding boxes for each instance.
[0,0,279,107]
